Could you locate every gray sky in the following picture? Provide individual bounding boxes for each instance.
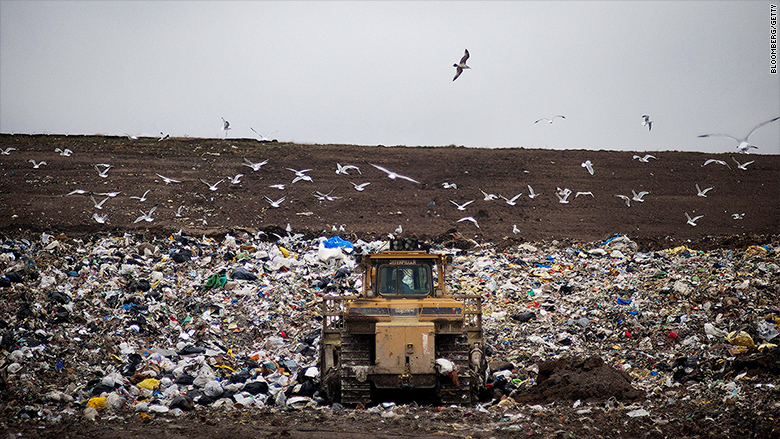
[1,1,778,154]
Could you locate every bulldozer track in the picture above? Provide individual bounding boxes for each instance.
[339,332,373,405]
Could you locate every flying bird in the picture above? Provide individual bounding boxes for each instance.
[200,179,224,191]
[731,156,754,171]
[534,115,565,124]
[125,133,139,141]
[369,163,420,184]
[243,157,268,171]
[94,164,111,178]
[479,189,499,201]
[695,183,713,197]
[350,181,371,191]
[452,49,471,81]
[527,185,540,199]
[336,163,361,175]
[615,194,631,207]
[265,196,285,208]
[456,216,480,228]
[499,193,523,206]
[92,213,108,224]
[685,212,703,226]
[555,187,573,204]
[287,168,313,183]
[226,174,244,184]
[2,147,17,155]
[632,154,657,162]
[581,160,594,175]
[269,184,286,190]
[701,159,731,169]
[221,117,231,137]
[641,115,653,131]
[54,148,73,156]
[97,191,121,197]
[731,213,745,220]
[130,189,151,202]
[250,127,278,142]
[175,205,186,217]
[134,205,158,224]
[449,200,475,211]
[89,195,109,210]
[698,116,780,153]
[314,190,341,201]
[67,189,88,196]
[631,190,650,202]
[156,174,181,184]
[29,159,48,169]
[575,191,594,198]
[442,182,458,189]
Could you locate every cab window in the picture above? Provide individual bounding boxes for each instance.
[377,264,431,296]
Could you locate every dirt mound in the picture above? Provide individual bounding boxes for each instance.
[513,356,645,404]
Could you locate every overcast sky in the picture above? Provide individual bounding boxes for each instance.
[1,1,778,154]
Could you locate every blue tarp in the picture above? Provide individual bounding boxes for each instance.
[323,236,354,249]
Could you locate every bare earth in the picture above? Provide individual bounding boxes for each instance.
[1,134,779,439]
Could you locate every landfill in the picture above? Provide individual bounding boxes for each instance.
[1,231,779,438]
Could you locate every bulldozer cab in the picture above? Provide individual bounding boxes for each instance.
[377,263,431,296]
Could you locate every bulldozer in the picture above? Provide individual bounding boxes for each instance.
[320,238,485,405]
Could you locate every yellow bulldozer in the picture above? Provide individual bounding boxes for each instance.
[320,239,485,405]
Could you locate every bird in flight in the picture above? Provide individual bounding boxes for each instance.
[534,115,565,124]
[456,216,479,228]
[698,116,780,153]
[269,183,286,190]
[479,189,499,201]
[452,49,470,81]
[97,191,121,198]
[221,117,231,137]
[685,212,703,227]
[695,183,713,197]
[641,115,653,131]
[632,190,650,202]
[499,193,523,206]
[581,160,594,175]
[92,213,108,224]
[442,182,458,189]
[350,181,371,192]
[615,194,631,207]
[94,163,111,178]
[369,163,420,184]
[731,156,754,171]
[575,191,594,198]
[54,148,73,156]
[2,147,18,155]
[265,196,285,208]
[29,159,48,168]
[90,195,109,210]
[243,157,268,171]
[200,179,224,191]
[130,189,151,202]
[555,188,573,204]
[449,200,475,211]
[527,185,540,199]
[701,159,731,169]
[335,163,361,175]
[287,168,313,183]
[250,127,278,142]
[226,174,244,184]
[632,154,657,162]
[156,174,181,185]
[134,205,158,224]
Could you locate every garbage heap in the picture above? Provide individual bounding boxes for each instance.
[1,232,778,422]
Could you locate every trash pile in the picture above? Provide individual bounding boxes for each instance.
[1,231,779,427]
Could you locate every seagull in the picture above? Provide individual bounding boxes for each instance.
[555,187,572,204]
[94,164,111,178]
[265,196,285,208]
[395,225,403,234]
[134,205,158,224]
[314,190,341,201]
[369,163,420,184]
[96,191,121,197]
[243,157,268,171]
[29,159,48,169]
[456,216,479,228]
[1,147,17,155]
[512,224,520,234]
[581,160,594,175]
[641,115,653,131]
[701,159,731,169]
[632,154,657,162]
[226,173,244,184]
[731,213,745,220]
[527,185,540,199]
[67,189,88,196]
[631,190,650,202]
[221,117,231,137]
[269,184,286,190]
[287,168,313,183]
[90,195,109,210]
[350,181,371,191]
[157,132,169,142]
[615,194,631,207]
[534,115,565,124]
[479,189,499,201]
[336,163,361,175]
[125,133,139,141]
[695,183,713,197]
[685,212,703,226]
[449,200,475,211]
[92,213,108,224]
[731,156,754,171]
[54,148,73,156]
[575,191,594,198]
[129,189,151,202]
[156,174,181,185]
[200,179,224,191]
[175,205,186,217]
[250,127,278,142]
[442,182,458,189]
[698,116,780,153]
[499,193,523,206]
[452,49,470,81]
